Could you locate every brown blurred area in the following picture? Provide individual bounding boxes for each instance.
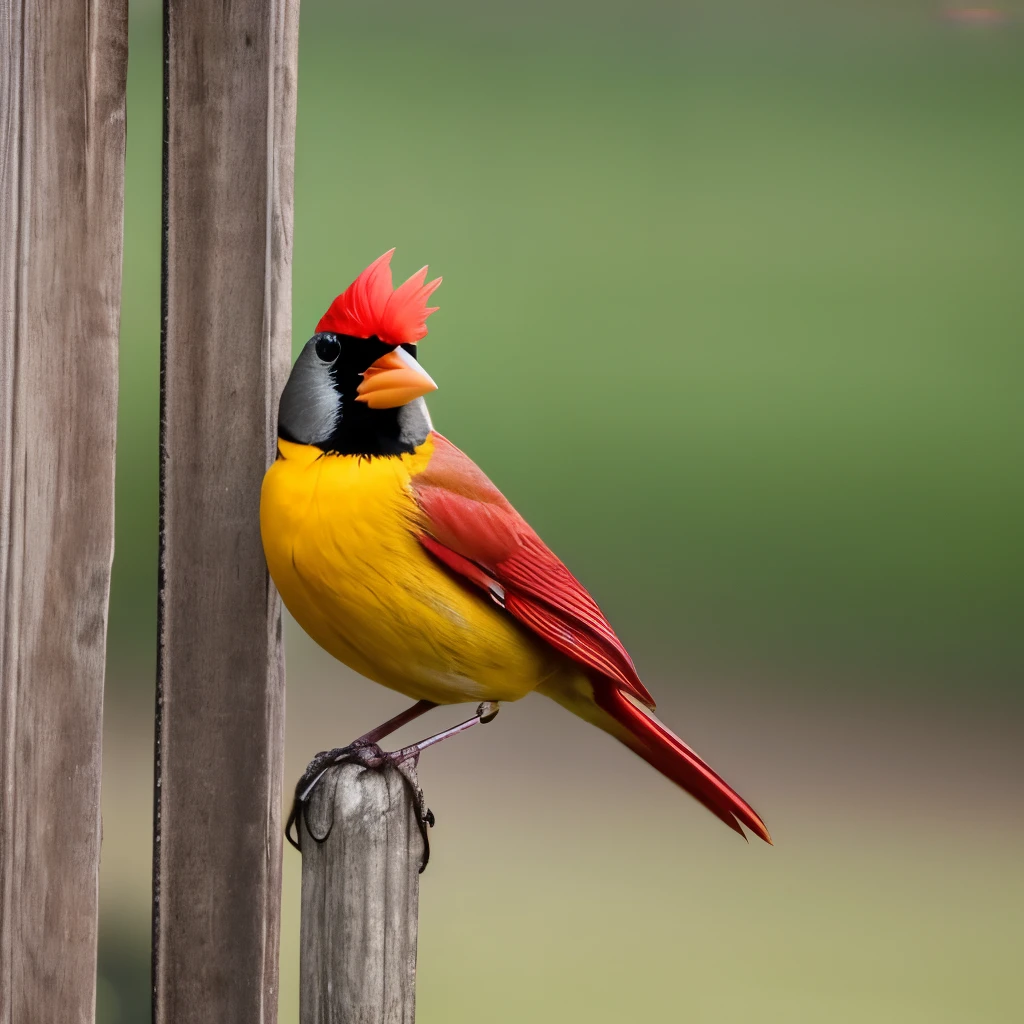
[101,623,1023,1022]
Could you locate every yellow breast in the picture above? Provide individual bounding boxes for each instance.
[260,437,559,705]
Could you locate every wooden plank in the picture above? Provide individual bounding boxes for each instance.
[300,763,424,1024]
[153,1,299,1022]
[0,0,128,1021]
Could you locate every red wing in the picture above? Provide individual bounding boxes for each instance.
[411,433,655,709]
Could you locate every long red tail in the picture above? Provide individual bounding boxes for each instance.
[540,677,772,844]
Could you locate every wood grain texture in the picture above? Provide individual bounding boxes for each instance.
[153,1,299,1022]
[0,0,127,1021]
[300,763,424,1024]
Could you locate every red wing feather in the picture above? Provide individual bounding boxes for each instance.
[594,687,772,843]
[412,433,655,708]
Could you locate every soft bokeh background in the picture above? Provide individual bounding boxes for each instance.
[100,2,1024,1021]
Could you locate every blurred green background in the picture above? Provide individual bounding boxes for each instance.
[100,1,1023,1022]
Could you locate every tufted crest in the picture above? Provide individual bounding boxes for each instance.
[316,249,441,345]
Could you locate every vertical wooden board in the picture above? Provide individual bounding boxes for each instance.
[0,1,127,1022]
[300,764,423,1024]
[153,1,299,1022]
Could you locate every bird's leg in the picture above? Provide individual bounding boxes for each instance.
[388,701,500,763]
[366,701,500,867]
[292,698,438,798]
[286,700,499,857]
[286,699,436,851]
[356,698,440,746]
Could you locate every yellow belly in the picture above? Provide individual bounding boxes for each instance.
[260,437,561,705]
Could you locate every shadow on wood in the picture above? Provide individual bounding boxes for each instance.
[300,762,425,1024]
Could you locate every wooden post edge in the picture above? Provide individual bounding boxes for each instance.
[299,762,425,1024]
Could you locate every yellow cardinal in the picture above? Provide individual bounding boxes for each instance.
[261,250,770,847]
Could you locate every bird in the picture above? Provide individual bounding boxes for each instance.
[260,249,770,849]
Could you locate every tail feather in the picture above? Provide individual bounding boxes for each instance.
[540,676,772,844]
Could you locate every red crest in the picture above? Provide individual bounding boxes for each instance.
[316,249,441,345]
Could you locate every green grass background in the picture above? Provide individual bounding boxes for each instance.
[100,2,1023,1021]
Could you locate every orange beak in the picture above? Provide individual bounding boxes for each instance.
[356,346,438,410]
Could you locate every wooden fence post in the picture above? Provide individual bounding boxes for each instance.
[153,1,299,1022]
[0,1,127,1021]
[299,762,424,1024]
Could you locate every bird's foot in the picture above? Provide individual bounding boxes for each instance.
[285,739,431,852]
[286,701,500,862]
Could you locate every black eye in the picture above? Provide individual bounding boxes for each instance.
[314,334,340,363]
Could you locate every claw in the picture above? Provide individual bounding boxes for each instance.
[478,701,500,723]
[287,700,500,866]
[285,742,435,870]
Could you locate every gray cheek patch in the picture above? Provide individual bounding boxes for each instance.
[398,397,432,447]
[278,345,342,444]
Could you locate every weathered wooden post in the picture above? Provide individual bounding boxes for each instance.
[299,762,425,1024]
[0,0,127,1021]
[153,1,299,1022]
